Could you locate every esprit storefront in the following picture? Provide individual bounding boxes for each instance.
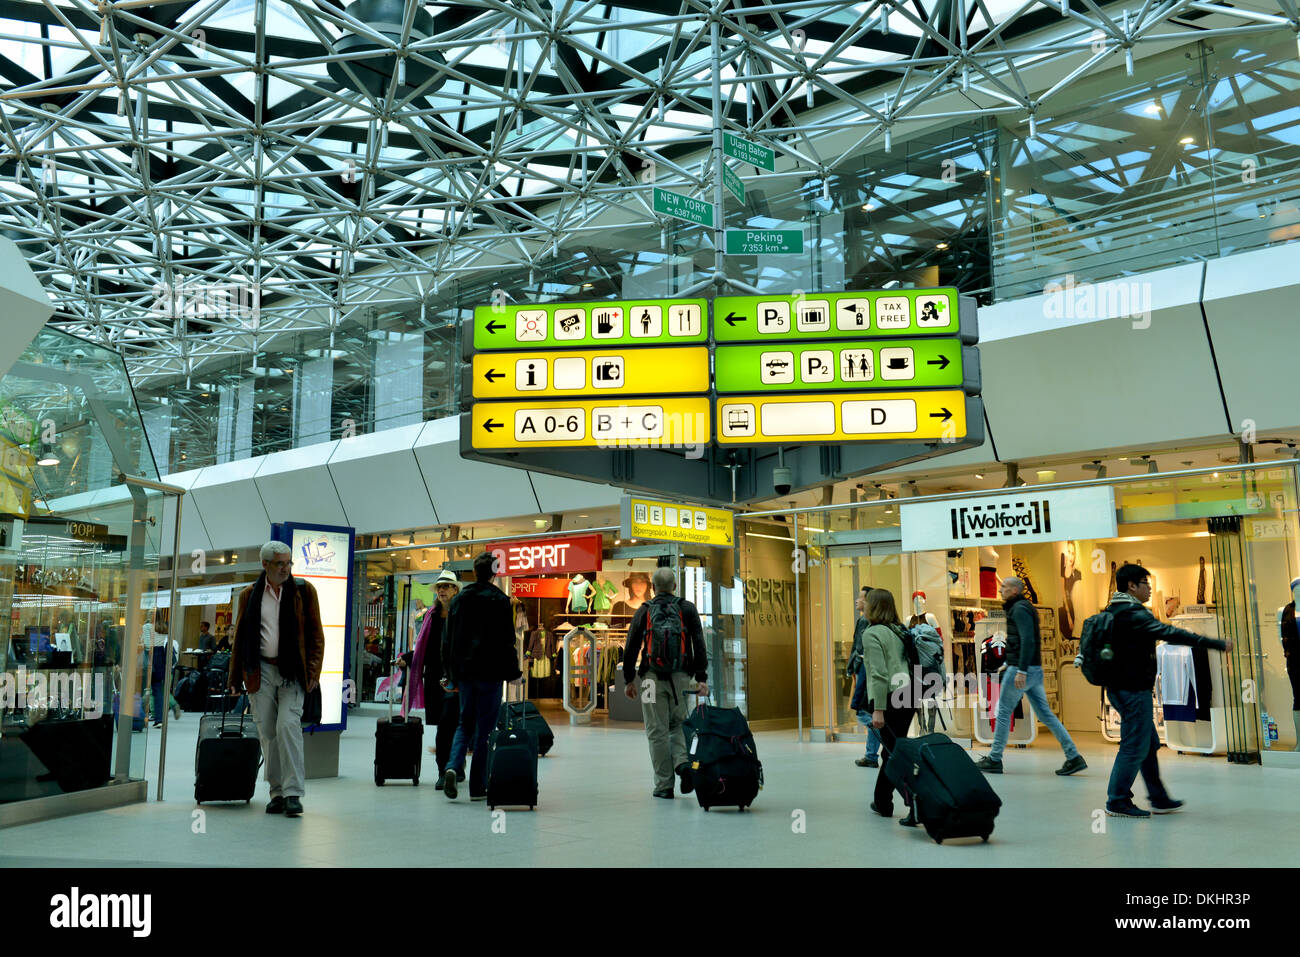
[739,462,1300,766]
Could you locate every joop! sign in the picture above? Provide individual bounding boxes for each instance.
[901,486,1116,551]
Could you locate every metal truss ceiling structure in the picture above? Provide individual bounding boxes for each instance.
[0,0,1295,383]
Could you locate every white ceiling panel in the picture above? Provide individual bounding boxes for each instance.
[253,441,349,528]
[414,418,540,523]
[529,472,625,514]
[1204,243,1300,433]
[156,468,213,557]
[188,458,273,550]
[328,423,438,533]
[981,304,1229,461]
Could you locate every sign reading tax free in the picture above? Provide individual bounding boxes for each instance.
[472,298,707,351]
[714,288,962,342]
[620,495,735,547]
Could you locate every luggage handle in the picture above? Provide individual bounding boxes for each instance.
[212,690,249,734]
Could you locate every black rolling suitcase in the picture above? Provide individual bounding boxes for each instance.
[497,701,554,756]
[195,697,261,804]
[884,732,1001,844]
[684,702,763,812]
[375,676,422,786]
[486,707,539,810]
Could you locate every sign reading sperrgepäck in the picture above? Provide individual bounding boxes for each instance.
[900,486,1116,552]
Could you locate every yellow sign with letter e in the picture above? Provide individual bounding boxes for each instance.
[620,495,735,547]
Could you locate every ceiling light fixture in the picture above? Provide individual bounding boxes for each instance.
[37,445,60,466]
[974,472,984,480]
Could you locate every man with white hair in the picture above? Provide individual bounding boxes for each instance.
[228,540,325,817]
[622,566,710,799]
[976,576,1086,777]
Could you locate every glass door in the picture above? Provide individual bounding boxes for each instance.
[825,543,902,739]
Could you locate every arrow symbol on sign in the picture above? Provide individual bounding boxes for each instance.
[483,419,504,432]
[486,320,505,333]
[484,369,505,382]
[926,355,951,370]
[929,408,953,423]
[723,312,746,327]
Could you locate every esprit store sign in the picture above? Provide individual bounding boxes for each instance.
[509,578,573,599]
[901,486,1116,551]
[492,534,603,575]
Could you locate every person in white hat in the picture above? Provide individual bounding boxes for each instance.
[415,568,464,788]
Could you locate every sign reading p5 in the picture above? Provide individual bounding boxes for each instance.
[493,533,603,575]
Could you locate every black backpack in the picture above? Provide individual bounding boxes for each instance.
[1078,610,1117,686]
[644,596,690,677]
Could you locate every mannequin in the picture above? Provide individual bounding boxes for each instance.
[566,574,593,614]
[978,547,1000,599]
[1277,577,1300,751]
[1196,556,1213,606]
[907,591,941,634]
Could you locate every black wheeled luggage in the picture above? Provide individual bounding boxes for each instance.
[884,732,1001,844]
[497,701,554,756]
[375,677,422,786]
[486,709,539,810]
[195,705,261,804]
[684,703,763,812]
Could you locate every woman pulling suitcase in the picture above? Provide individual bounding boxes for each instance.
[860,588,919,827]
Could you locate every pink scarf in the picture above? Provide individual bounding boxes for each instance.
[404,608,437,716]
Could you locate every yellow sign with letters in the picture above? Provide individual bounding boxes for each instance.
[471,346,709,400]
[620,495,734,547]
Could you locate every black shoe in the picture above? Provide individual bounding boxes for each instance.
[443,769,458,799]
[284,797,303,817]
[899,811,920,828]
[653,789,674,799]
[855,757,879,768]
[435,777,445,791]
[1105,801,1151,819]
[1150,797,1184,814]
[1056,755,1087,776]
[457,771,466,782]
[676,763,694,795]
[868,801,892,818]
[266,797,285,814]
[974,755,1002,773]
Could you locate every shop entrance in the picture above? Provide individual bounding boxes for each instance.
[822,543,902,740]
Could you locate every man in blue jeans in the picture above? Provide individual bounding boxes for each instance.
[977,577,1087,776]
[1100,564,1230,818]
[440,552,522,801]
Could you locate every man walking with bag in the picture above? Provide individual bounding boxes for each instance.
[228,541,324,818]
[622,567,710,799]
[441,552,521,801]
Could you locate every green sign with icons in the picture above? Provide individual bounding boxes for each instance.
[714,339,973,393]
[471,299,709,352]
[713,288,964,342]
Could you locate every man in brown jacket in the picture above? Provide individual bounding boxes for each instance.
[228,541,324,817]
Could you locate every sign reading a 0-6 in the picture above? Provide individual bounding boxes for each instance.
[713,288,977,343]
[472,298,708,351]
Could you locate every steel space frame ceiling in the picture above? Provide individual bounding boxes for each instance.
[0,0,1294,384]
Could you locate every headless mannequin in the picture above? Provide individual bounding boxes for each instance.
[979,547,1000,599]
[909,592,942,733]
[566,574,593,614]
[1277,577,1300,751]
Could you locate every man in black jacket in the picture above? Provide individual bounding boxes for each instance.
[622,567,709,799]
[440,552,522,801]
[1103,564,1232,819]
[977,577,1086,776]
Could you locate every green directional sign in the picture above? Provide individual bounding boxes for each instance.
[723,132,775,171]
[653,187,715,228]
[725,228,803,256]
[713,288,969,343]
[722,164,745,202]
[714,339,975,393]
[471,298,709,351]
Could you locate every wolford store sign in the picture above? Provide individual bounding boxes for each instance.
[901,486,1116,552]
[492,533,603,575]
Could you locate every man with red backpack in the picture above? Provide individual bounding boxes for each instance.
[623,566,710,799]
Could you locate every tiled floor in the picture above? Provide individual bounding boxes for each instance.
[3,704,1295,867]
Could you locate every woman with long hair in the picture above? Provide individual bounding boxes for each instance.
[861,588,919,826]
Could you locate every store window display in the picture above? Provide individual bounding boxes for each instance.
[566,574,593,614]
[612,572,651,618]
